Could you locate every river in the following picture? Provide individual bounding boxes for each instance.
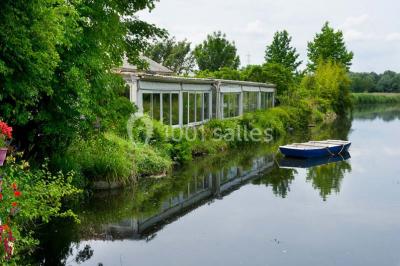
[35,105,400,266]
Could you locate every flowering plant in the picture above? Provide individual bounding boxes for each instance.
[0,122,12,148]
[0,175,21,260]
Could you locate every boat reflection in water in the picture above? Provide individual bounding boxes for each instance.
[278,152,351,169]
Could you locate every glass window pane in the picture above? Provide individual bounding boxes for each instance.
[143,93,152,117]
[189,93,196,123]
[196,93,202,122]
[212,90,217,119]
[183,92,189,125]
[153,93,161,121]
[260,92,267,109]
[171,93,179,125]
[204,93,209,120]
[162,93,171,125]
[223,94,229,118]
[243,92,258,113]
[232,93,240,117]
[223,93,240,118]
[253,92,259,111]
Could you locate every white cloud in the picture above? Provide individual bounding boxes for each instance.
[385,33,400,41]
[341,14,369,29]
[243,20,267,35]
[344,29,377,41]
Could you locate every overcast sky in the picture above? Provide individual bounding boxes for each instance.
[138,0,400,73]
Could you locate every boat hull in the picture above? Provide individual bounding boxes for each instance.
[279,152,351,168]
[279,143,351,158]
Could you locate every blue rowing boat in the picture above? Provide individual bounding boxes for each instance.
[278,152,351,169]
[279,140,351,158]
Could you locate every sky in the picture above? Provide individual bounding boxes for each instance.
[138,0,400,73]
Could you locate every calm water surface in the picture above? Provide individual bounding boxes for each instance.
[37,105,400,266]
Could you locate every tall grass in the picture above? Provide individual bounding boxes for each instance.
[352,93,400,105]
[53,132,171,185]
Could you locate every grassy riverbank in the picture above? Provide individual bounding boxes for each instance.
[53,103,313,187]
[352,93,400,105]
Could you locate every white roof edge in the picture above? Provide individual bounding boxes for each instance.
[133,74,276,88]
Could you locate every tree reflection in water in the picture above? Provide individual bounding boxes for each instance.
[306,160,352,201]
[252,167,296,198]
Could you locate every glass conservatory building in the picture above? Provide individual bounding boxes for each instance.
[123,73,276,127]
[117,56,275,127]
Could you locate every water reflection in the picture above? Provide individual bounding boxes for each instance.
[353,104,400,121]
[306,159,352,201]
[252,167,296,198]
[35,114,359,265]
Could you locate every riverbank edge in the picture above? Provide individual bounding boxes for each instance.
[78,101,329,190]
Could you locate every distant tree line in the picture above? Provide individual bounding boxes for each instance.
[349,71,400,93]
[146,22,354,116]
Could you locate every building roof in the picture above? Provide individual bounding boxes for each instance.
[120,55,174,75]
[136,73,276,88]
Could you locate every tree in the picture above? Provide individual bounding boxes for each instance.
[145,37,195,74]
[302,60,352,116]
[196,67,242,80]
[349,72,377,92]
[376,71,400,92]
[307,22,353,71]
[0,0,165,158]
[265,30,302,73]
[193,31,240,71]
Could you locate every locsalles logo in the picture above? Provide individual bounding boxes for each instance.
[126,113,154,145]
[127,115,274,144]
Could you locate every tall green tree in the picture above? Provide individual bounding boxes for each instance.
[0,0,165,158]
[302,60,353,115]
[193,31,240,71]
[376,71,400,92]
[145,37,195,74]
[307,22,353,71]
[265,30,302,73]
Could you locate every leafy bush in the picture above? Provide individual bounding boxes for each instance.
[64,133,135,184]
[133,144,172,177]
[301,60,353,116]
[0,154,80,264]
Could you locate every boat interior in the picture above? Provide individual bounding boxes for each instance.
[281,140,350,150]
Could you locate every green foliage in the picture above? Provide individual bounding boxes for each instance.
[349,71,400,93]
[133,144,172,177]
[257,63,295,97]
[376,71,400,92]
[301,60,353,116]
[0,0,164,158]
[193,31,240,71]
[349,72,378,92]
[265,30,302,73]
[196,67,242,80]
[59,133,136,184]
[352,93,400,105]
[0,155,80,264]
[307,22,353,71]
[145,37,195,74]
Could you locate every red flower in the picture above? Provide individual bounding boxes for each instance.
[14,191,21,197]
[11,202,17,207]
[12,183,17,190]
[0,121,12,139]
